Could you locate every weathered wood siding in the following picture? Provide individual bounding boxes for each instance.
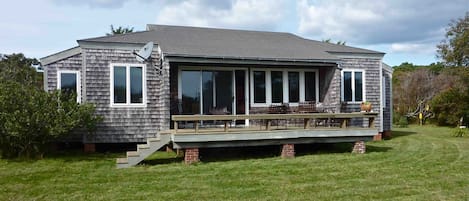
[83,48,170,143]
[43,53,84,141]
[338,57,382,130]
[383,71,392,131]
[44,53,83,94]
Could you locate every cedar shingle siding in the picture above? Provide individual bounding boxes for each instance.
[338,58,382,129]
[44,48,170,143]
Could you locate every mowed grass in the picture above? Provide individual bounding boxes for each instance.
[1,126,469,200]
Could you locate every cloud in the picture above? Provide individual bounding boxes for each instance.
[390,43,437,54]
[297,0,468,45]
[155,0,288,30]
[52,0,132,9]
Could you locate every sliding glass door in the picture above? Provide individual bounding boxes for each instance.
[180,68,246,118]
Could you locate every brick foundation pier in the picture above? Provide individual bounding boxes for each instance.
[281,144,295,158]
[352,141,366,154]
[83,143,96,153]
[184,148,200,164]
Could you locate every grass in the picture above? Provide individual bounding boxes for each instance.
[1,125,469,200]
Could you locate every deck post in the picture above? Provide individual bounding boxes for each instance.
[369,117,375,128]
[304,118,310,129]
[184,148,200,164]
[340,119,348,128]
[266,120,271,130]
[352,141,366,154]
[174,121,178,133]
[224,120,229,132]
[281,144,295,158]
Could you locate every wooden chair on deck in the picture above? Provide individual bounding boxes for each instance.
[268,103,290,128]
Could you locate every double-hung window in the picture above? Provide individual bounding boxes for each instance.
[57,70,81,103]
[110,64,145,107]
[342,70,364,102]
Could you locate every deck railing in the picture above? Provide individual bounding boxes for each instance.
[171,112,378,133]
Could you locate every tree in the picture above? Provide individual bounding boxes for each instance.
[437,12,469,67]
[106,25,134,36]
[322,39,346,45]
[0,54,101,159]
[0,53,39,87]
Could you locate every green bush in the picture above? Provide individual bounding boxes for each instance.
[431,88,469,126]
[0,81,101,159]
[397,116,409,128]
[452,127,468,137]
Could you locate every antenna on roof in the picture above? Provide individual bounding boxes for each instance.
[133,42,153,62]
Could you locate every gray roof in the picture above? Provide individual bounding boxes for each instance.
[79,24,384,62]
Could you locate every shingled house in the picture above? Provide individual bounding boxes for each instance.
[41,25,392,167]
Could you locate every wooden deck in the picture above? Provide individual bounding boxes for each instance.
[169,112,379,148]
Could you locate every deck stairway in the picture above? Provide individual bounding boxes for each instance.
[116,131,172,168]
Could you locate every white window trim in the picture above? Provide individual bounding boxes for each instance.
[110,63,146,107]
[57,70,81,103]
[341,69,366,103]
[250,68,319,107]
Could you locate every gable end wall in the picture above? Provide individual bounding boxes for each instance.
[83,48,170,143]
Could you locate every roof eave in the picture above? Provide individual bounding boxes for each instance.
[40,46,81,66]
[164,54,340,66]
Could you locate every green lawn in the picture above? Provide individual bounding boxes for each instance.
[1,126,469,200]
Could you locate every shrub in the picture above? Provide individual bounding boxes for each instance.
[452,128,468,137]
[431,88,469,126]
[0,81,102,159]
[397,116,409,128]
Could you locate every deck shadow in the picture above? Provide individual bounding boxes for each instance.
[388,130,417,139]
[366,145,392,153]
[142,157,184,165]
[199,146,281,163]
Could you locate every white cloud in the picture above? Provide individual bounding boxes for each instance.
[155,0,288,30]
[297,0,467,45]
[52,0,130,8]
[390,43,436,55]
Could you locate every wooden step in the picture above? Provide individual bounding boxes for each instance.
[147,138,160,142]
[116,158,128,164]
[127,151,139,157]
[138,144,150,149]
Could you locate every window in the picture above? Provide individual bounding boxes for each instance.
[342,70,364,102]
[305,72,316,101]
[288,72,299,102]
[271,71,283,103]
[110,64,145,106]
[250,69,319,106]
[253,71,266,103]
[57,70,81,103]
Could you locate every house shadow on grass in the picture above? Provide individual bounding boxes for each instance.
[199,146,280,163]
[388,130,417,139]
[141,154,184,165]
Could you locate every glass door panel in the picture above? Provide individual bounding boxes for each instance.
[181,71,201,114]
[214,71,233,114]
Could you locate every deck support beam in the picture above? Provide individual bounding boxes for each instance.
[184,148,200,164]
[281,144,295,158]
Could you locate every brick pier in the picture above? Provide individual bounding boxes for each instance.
[281,144,295,158]
[184,148,200,164]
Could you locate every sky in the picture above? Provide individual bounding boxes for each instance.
[1,0,468,66]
